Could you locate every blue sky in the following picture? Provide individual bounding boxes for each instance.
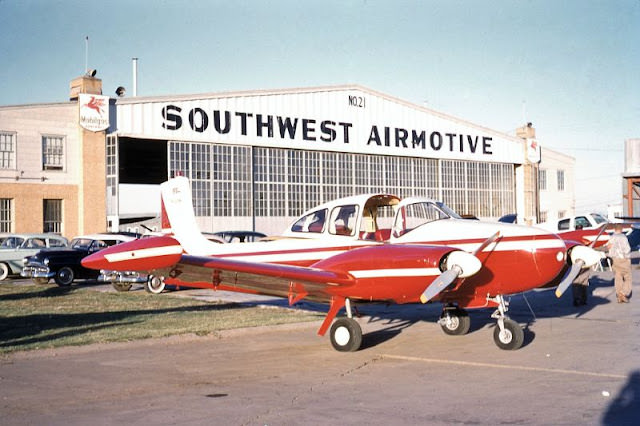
[1,0,638,214]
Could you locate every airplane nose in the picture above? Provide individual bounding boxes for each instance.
[81,251,108,270]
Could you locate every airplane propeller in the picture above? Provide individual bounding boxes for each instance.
[554,244,604,298]
[420,250,482,303]
[419,231,500,304]
[554,260,585,298]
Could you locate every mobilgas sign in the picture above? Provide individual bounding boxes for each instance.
[116,89,523,163]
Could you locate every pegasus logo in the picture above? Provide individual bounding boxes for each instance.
[83,96,106,116]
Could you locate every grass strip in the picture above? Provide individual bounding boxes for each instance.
[0,283,323,355]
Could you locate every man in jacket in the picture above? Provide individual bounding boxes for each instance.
[606,224,632,303]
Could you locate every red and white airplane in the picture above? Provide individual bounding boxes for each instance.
[83,177,602,352]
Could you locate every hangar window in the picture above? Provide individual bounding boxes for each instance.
[119,138,168,184]
[0,132,16,169]
[42,135,65,170]
[0,198,12,232]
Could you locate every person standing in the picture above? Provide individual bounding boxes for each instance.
[606,224,632,303]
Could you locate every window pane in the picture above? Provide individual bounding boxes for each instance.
[0,198,12,232]
[0,132,16,169]
[42,136,65,170]
[43,199,62,233]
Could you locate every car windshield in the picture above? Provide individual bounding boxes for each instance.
[70,238,94,250]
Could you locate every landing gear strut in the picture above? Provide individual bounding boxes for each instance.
[489,295,524,350]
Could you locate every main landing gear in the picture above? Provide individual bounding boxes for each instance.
[439,305,471,336]
[438,295,524,350]
[489,295,524,350]
[329,299,363,352]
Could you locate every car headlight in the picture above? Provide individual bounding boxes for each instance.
[43,258,49,266]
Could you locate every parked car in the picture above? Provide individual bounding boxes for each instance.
[0,233,69,280]
[498,213,517,224]
[21,233,137,286]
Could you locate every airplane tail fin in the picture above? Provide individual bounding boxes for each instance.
[160,176,219,256]
[160,198,172,234]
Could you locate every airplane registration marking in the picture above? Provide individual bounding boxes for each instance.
[350,268,441,278]
[104,245,183,263]
[381,354,626,379]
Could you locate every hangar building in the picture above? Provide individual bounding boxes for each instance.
[0,75,574,237]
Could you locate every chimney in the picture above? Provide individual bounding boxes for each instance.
[70,71,103,101]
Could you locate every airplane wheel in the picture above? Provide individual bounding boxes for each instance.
[112,282,132,292]
[0,262,9,280]
[330,318,362,352]
[54,267,74,287]
[440,308,471,336]
[493,318,524,350]
[145,275,165,294]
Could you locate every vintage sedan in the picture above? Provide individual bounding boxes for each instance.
[21,233,137,286]
[0,233,69,280]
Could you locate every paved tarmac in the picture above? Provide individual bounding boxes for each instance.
[1,267,639,425]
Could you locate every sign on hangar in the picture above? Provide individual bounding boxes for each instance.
[113,85,526,164]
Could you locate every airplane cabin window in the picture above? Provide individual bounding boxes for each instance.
[575,217,590,229]
[329,205,358,236]
[291,209,327,233]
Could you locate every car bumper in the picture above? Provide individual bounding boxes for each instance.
[21,265,54,279]
[99,270,147,284]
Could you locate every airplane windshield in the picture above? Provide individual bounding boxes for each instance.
[393,201,454,237]
[435,202,462,219]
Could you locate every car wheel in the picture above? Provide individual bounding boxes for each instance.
[145,275,165,294]
[112,282,132,292]
[33,278,49,285]
[0,262,9,281]
[54,267,75,287]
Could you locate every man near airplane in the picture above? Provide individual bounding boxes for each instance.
[606,224,632,303]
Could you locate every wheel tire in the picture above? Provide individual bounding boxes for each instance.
[0,262,9,281]
[145,275,165,294]
[493,318,524,350]
[329,318,363,352]
[112,282,132,292]
[54,267,75,287]
[33,278,49,285]
[440,308,471,336]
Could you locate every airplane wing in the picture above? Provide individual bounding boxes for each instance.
[165,254,355,303]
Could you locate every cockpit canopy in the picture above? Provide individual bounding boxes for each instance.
[285,194,459,241]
